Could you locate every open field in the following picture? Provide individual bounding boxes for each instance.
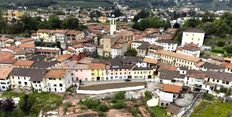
[79,82,145,90]
[190,100,232,117]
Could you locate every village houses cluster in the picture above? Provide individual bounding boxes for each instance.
[0,17,231,99]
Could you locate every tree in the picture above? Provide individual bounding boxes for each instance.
[144,90,153,100]
[124,48,138,56]
[133,9,151,22]
[183,18,201,28]
[224,45,232,56]
[19,15,38,31]
[0,98,16,111]
[48,15,61,29]
[19,94,35,114]
[221,12,232,33]
[112,9,123,17]
[61,16,79,30]
[90,10,103,19]
[202,11,215,22]
[212,19,231,37]
[133,17,170,31]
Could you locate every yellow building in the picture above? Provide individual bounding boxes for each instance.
[89,63,106,81]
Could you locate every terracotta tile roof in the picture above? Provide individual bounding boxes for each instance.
[36,48,60,53]
[18,38,34,43]
[14,60,34,67]
[0,58,17,64]
[19,43,35,49]
[158,62,177,71]
[162,84,182,93]
[66,30,82,35]
[45,69,66,79]
[55,54,72,62]
[0,67,13,80]
[111,43,122,49]
[143,58,158,64]
[225,63,232,69]
[0,52,14,61]
[53,29,68,33]
[156,50,201,62]
[72,44,84,49]
[37,29,52,33]
[89,63,106,69]
[0,37,14,42]
[186,70,207,79]
[180,43,200,51]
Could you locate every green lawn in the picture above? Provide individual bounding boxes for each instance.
[210,46,226,56]
[150,107,169,117]
[190,100,232,117]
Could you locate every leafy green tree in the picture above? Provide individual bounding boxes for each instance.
[183,18,201,28]
[213,19,231,37]
[61,16,79,30]
[124,48,138,56]
[144,90,153,101]
[133,17,170,31]
[221,12,232,33]
[202,11,215,22]
[112,9,123,17]
[224,45,232,56]
[19,94,35,114]
[48,15,61,29]
[133,9,151,22]
[19,15,38,31]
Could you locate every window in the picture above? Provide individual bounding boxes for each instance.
[24,82,27,85]
[18,81,21,84]
[60,84,63,87]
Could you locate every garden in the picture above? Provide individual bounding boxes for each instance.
[190,93,232,117]
[0,91,63,117]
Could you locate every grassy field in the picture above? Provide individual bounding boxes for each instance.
[190,100,232,117]
[150,107,168,117]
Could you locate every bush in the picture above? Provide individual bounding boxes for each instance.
[114,91,125,100]
[112,100,126,109]
[79,99,100,109]
[203,93,214,101]
[130,107,139,117]
[144,91,153,101]
[97,104,109,112]
[217,41,225,47]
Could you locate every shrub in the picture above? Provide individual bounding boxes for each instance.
[112,100,126,109]
[217,41,225,47]
[130,107,139,117]
[203,93,214,101]
[97,104,109,112]
[114,91,125,100]
[79,99,100,109]
[144,91,153,101]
